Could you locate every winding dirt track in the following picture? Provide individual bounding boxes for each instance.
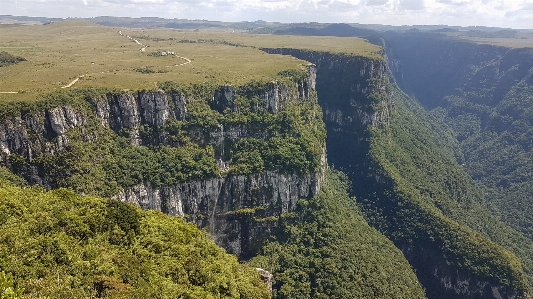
[2,30,193,93]
[61,30,193,89]
[61,74,86,89]
[119,31,147,52]
[169,55,192,67]
[119,30,192,66]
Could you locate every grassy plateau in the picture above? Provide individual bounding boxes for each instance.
[0,20,381,102]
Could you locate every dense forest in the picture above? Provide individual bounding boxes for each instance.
[0,169,270,299]
[361,81,533,297]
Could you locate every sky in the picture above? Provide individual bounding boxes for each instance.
[1,0,533,29]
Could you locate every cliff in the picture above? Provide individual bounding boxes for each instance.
[0,66,325,259]
[113,170,322,258]
[263,47,530,299]
[382,31,533,296]
[261,48,391,177]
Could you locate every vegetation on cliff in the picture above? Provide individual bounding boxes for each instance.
[251,170,427,299]
[0,172,270,299]
[361,81,532,294]
[382,34,533,292]
[438,72,533,241]
[4,72,324,198]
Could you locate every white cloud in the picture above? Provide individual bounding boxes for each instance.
[0,0,532,28]
[365,0,389,6]
[398,0,425,10]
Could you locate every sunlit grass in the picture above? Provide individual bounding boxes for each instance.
[449,35,533,49]
[0,20,381,102]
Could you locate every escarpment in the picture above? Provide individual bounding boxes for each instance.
[262,48,391,177]
[264,47,530,298]
[0,66,325,258]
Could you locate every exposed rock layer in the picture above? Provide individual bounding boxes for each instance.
[114,170,323,258]
[0,67,324,258]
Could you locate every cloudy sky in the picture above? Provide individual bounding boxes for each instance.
[1,0,533,29]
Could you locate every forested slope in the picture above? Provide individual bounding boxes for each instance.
[363,81,533,298]
[0,168,270,299]
[266,45,532,298]
[251,170,426,299]
[385,32,533,241]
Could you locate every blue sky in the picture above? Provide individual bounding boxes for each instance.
[1,0,533,29]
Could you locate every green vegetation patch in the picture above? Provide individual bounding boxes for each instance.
[0,272,25,299]
[362,81,531,292]
[0,180,270,299]
[28,129,220,197]
[0,51,26,67]
[3,74,325,198]
[250,170,426,299]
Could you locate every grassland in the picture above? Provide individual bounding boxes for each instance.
[0,20,381,102]
[449,34,533,48]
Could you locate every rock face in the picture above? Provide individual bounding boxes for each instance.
[404,246,526,299]
[0,66,324,259]
[262,48,391,184]
[113,170,323,258]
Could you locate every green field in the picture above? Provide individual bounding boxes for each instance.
[450,35,533,48]
[0,20,381,102]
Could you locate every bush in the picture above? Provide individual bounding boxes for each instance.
[0,52,26,67]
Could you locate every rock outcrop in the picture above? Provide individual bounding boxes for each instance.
[256,268,273,294]
[404,245,527,299]
[113,170,323,258]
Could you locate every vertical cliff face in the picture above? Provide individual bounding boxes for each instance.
[262,49,390,178]
[113,170,323,258]
[0,66,325,259]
